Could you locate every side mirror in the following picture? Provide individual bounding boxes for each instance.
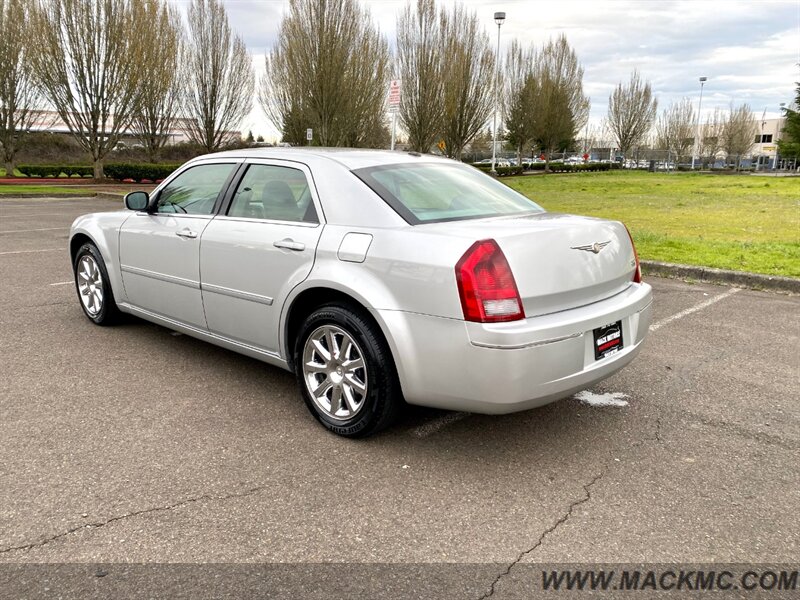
[124,191,149,211]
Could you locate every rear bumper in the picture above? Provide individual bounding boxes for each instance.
[376,282,652,414]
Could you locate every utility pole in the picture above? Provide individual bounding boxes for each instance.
[490,11,505,175]
[691,76,707,170]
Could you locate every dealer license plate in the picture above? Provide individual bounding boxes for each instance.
[593,321,623,360]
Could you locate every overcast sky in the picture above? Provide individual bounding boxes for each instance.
[182,0,800,140]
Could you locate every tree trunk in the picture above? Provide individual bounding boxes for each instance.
[4,161,15,178]
[93,160,104,180]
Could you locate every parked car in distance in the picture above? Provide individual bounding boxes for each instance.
[69,149,652,437]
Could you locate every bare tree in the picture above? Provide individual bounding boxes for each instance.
[262,0,389,148]
[579,123,603,159]
[183,0,254,153]
[721,103,757,170]
[533,35,589,170]
[503,40,538,165]
[655,98,695,165]
[130,0,183,162]
[699,107,724,167]
[606,70,657,160]
[30,0,145,179]
[439,3,494,159]
[396,0,443,153]
[0,0,47,176]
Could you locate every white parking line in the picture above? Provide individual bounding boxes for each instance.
[49,281,73,286]
[0,227,65,234]
[411,412,469,437]
[650,287,741,332]
[0,248,61,255]
[0,213,76,218]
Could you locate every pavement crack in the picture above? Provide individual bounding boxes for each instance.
[477,471,605,599]
[0,485,267,556]
[477,416,663,599]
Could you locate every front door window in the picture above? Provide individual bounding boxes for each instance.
[156,164,236,215]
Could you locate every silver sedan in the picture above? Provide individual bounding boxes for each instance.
[70,149,653,437]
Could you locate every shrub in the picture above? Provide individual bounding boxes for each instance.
[17,164,93,178]
[103,163,182,182]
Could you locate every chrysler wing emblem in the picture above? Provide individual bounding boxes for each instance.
[571,240,610,254]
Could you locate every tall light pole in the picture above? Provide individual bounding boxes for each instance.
[691,76,707,170]
[758,108,767,171]
[490,11,505,175]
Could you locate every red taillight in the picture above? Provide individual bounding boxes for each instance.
[624,225,642,283]
[455,239,525,323]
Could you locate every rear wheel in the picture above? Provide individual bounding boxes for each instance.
[73,242,120,325]
[294,304,402,437]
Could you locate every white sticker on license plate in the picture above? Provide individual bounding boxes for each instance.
[593,321,623,360]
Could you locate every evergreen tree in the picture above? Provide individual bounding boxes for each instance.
[777,83,800,160]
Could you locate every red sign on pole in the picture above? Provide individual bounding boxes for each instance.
[539,153,546,161]
[388,79,401,112]
[583,153,589,161]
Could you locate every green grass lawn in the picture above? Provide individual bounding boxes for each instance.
[0,185,88,195]
[504,171,800,278]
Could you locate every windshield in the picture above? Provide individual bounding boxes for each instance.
[352,162,544,224]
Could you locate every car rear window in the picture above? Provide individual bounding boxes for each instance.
[352,162,544,224]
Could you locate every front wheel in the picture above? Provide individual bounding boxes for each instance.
[294,304,402,437]
[73,242,120,325]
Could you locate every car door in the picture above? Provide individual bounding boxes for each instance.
[199,160,324,354]
[119,161,240,329]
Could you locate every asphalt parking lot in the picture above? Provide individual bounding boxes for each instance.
[1,196,798,596]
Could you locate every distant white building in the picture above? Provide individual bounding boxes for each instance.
[26,110,242,147]
[751,117,788,169]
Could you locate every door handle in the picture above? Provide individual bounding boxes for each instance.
[175,228,198,239]
[273,238,305,251]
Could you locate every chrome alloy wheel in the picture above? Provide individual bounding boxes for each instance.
[302,325,369,421]
[77,254,104,316]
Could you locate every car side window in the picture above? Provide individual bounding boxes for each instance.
[155,164,236,215]
[228,164,318,224]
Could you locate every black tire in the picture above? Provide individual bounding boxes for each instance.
[294,303,403,437]
[73,242,121,325]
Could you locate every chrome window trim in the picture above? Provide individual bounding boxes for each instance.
[134,212,215,221]
[212,214,320,229]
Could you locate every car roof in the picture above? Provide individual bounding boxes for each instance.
[194,147,454,170]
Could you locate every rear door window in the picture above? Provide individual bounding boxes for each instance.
[227,164,318,223]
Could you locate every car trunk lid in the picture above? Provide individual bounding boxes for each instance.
[422,212,637,318]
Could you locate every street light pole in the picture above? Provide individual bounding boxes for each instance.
[691,76,707,170]
[490,11,505,175]
[758,108,766,171]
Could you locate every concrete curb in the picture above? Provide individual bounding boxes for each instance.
[0,192,125,200]
[0,193,89,199]
[642,260,800,294]
[93,192,126,202]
